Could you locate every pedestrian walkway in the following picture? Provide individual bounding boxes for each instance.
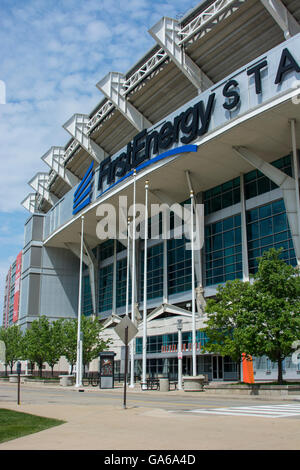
[182,404,300,419]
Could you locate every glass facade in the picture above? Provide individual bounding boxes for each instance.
[82,275,93,316]
[203,177,240,215]
[247,199,297,274]
[244,155,292,200]
[98,264,113,312]
[167,237,192,295]
[116,257,131,308]
[140,243,164,300]
[205,214,242,286]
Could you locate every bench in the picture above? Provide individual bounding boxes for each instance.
[169,381,178,390]
[140,378,160,390]
[82,375,100,387]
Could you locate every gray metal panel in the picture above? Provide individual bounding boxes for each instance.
[27,274,41,316]
[39,247,79,320]
[30,246,42,268]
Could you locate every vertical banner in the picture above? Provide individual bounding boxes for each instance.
[242,353,255,384]
[13,251,22,323]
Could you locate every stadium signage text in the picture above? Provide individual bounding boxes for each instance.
[97,46,300,195]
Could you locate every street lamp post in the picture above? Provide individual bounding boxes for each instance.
[76,215,84,388]
[177,319,183,390]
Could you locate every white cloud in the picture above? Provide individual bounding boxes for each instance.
[0,0,200,321]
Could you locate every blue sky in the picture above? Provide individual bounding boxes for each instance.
[0,0,201,323]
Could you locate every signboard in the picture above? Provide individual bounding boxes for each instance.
[13,251,22,323]
[114,315,138,345]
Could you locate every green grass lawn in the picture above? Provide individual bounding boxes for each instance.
[0,408,65,444]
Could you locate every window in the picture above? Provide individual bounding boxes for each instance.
[247,199,297,274]
[98,240,114,261]
[98,264,113,312]
[116,258,131,308]
[82,275,93,316]
[167,237,192,295]
[205,214,242,286]
[140,243,164,300]
[244,155,292,200]
[203,177,240,215]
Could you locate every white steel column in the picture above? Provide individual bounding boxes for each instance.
[240,173,250,281]
[142,180,149,389]
[63,114,107,164]
[28,173,59,207]
[42,146,80,187]
[21,193,38,214]
[260,0,300,39]
[130,170,137,387]
[290,119,300,267]
[96,73,152,131]
[185,170,205,315]
[76,215,84,388]
[149,17,213,92]
[190,190,197,377]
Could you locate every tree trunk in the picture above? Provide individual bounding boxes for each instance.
[51,366,54,377]
[277,355,283,385]
[237,358,241,382]
[39,363,43,378]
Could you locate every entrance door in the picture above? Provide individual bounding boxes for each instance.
[212,356,224,380]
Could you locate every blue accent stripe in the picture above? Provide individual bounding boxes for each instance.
[74,161,94,200]
[97,144,198,198]
[73,183,93,210]
[73,171,93,204]
[72,194,92,215]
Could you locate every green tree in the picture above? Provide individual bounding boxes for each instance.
[202,248,300,384]
[0,325,24,374]
[201,279,252,380]
[60,319,77,374]
[23,316,51,378]
[61,316,111,374]
[241,248,300,384]
[45,319,65,377]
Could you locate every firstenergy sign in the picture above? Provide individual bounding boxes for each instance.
[96,43,300,197]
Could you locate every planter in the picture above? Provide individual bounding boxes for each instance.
[204,383,300,396]
[8,374,19,383]
[59,375,75,387]
[183,375,205,392]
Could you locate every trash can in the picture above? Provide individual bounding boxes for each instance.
[99,351,116,389]
[159,377,169,392]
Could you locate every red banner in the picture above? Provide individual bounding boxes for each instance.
[12,251,22,323]
[242,353,255,384]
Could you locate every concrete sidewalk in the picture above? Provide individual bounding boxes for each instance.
[1,383,300,450]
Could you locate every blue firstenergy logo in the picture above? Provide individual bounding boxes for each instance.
[73,161,94,215]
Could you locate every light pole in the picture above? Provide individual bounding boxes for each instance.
[190,191,197,376]
[177,319,183,390]
[142,180,149,390]
[76,215,84,388]
[130,170,137,388]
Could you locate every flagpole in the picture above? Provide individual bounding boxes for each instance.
[142,180,149,389]
[125,217,131,317]
[130,170,136,388]
[76,215,84,388]
[190,191,197,377]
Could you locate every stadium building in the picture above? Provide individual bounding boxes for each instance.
[2,0,300,382]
